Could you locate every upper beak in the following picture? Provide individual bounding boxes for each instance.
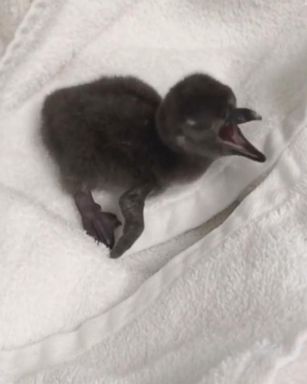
[218,123,266,163]
[228,108,262,125]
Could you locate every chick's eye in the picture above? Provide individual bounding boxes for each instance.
[186,118,197,126]
[218,106,229,120]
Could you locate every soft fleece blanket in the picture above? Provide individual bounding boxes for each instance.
[0,0,306,382]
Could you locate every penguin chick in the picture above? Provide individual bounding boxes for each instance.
[41,74,265,258]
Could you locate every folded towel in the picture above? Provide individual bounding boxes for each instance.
[0,0,32,53]
[0,0,306,382]
[17,126,307,384]
[10,118,307,384]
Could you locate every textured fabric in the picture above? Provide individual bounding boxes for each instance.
[15,127,307,384]
[0,0,32,55]
[0,0,306,383]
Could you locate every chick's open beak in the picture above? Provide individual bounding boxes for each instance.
[218,123,266,163]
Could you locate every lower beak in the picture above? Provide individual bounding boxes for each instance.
[218,124,266,163]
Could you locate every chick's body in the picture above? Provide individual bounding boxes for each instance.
[42,76,205,194]
[41,74,264,257]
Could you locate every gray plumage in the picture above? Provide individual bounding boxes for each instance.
[42,73,265,258]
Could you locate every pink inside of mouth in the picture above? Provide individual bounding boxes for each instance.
[218,124,236,143]
[218,123,266,162]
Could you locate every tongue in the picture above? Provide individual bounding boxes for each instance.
[219,124,266,163]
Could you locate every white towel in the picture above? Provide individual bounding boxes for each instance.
[12,123,307,384]
[0,0,32,54]
[0,0,306,382]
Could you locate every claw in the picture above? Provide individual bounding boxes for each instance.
[82,210,121,249]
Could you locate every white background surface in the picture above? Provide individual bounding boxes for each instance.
[0,1,307,382]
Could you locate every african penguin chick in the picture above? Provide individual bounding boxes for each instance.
[41,74,265,258]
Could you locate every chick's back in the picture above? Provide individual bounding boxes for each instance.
[42,76,162,191]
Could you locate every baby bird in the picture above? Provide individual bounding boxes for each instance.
[42,74,265,258]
